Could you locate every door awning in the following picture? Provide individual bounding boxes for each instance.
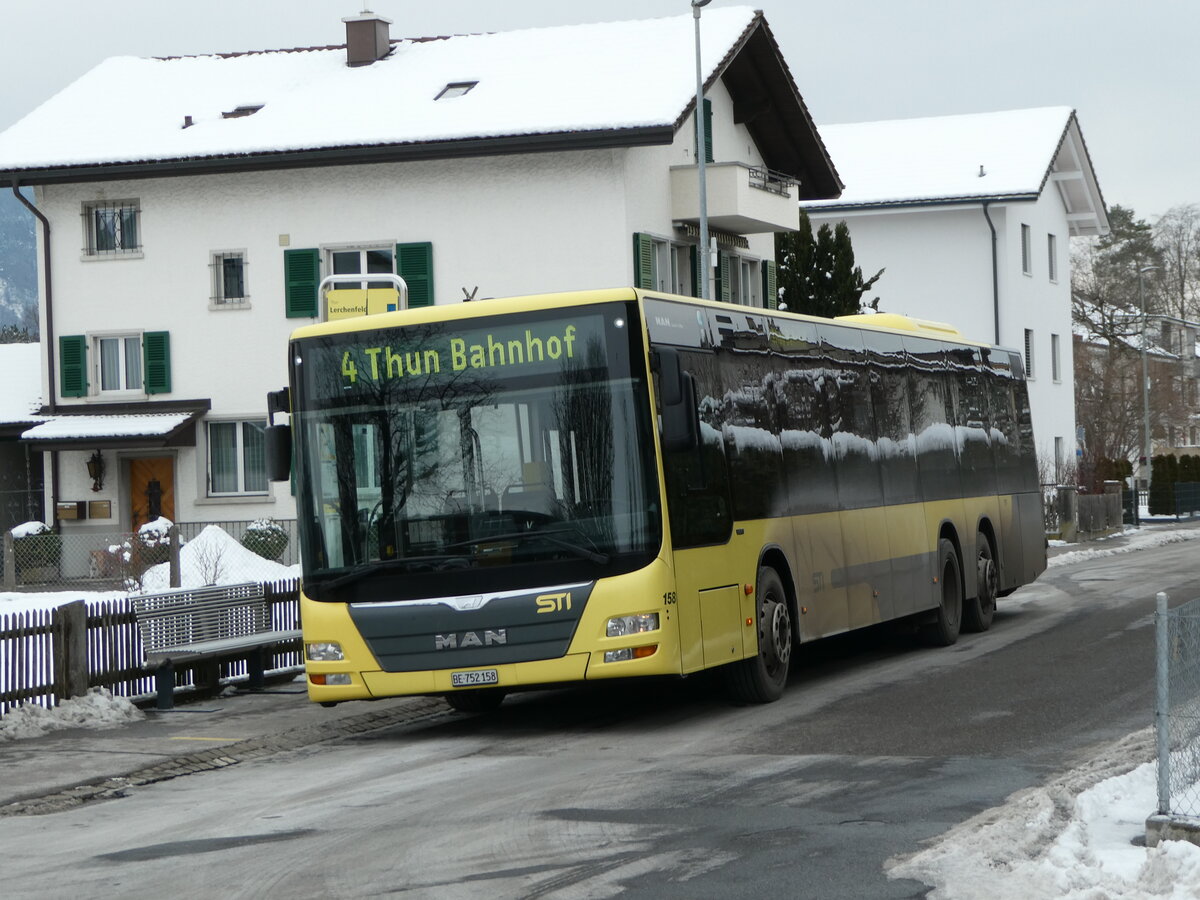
[20,400,210,451]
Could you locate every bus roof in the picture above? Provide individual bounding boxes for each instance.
[288,286,984,348]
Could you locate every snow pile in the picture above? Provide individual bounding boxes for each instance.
[0,688,144,742]
[888,731,1200,899]
[1049,525,1200,569]
[10,520,50,538]
[138,523,299,591]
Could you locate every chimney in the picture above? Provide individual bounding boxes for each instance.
[343,10,392,67]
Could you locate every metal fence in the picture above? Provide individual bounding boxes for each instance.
[0,579,301,718]
[1152,592,1200,831]
[1,519,300,592]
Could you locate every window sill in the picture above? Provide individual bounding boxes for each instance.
[81,251,144,262]
[85,391,149,402]
[195,494,274,506]
[209,300,252,311]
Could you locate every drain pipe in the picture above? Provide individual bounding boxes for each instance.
[11,181,59,523]
[981,200,1000,346]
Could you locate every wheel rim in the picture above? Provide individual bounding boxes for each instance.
[977,546,997,613]
[761,592,792,672]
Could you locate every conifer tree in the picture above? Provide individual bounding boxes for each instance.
[775,212,883,317]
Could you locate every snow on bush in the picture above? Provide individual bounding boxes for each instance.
[11,520,50,539]
[138,524,299,591]
[241,517,289,561]
[0,688,144,741]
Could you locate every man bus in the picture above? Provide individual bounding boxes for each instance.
[265,287,1045,711]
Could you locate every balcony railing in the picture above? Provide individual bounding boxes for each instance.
[747,166,797,197]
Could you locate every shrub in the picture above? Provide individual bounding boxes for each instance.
[13,522,61,573]
[242,518,289,561]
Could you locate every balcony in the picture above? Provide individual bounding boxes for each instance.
[670,162,799,234]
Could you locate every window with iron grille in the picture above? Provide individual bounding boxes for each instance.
[211,251,249,306]
[83,200,140,256]
[1024,328,1035,378]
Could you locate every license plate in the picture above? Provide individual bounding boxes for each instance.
[451,669,499,688]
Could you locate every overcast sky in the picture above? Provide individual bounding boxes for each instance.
[2,0,1193,221]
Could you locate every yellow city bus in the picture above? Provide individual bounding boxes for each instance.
[265,287,1046,710]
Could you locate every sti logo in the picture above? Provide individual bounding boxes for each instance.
[535,592,572,614]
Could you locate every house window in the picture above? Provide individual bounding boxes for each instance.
[211,251,248,305]
[1024,328,1034,378]
[84,200,140,256]
[1051,333,1061,382]
[435,81,478,100]
[1047,233,1058,282]
[98,335,143,392]
[1054,436,1064,482]
[331,247,394,289]
[1021,224,1032,275]
[208,420,268,495]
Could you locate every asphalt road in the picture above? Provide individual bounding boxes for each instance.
[0,537,1192,899]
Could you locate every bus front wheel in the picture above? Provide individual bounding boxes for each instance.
[727,567,792,703]
[921,538,962,646]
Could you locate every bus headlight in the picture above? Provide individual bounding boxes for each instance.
[606,613,659,638]
[306,641,344,661]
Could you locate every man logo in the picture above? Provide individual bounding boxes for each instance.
[535,592,572,614]
[434,629,507,650]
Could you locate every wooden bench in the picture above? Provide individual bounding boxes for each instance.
[131,582,302,710]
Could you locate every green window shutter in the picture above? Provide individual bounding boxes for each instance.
[59,334,87,398]
[396,242,434,308]
[704,98,714,163]
[633,233,655,289]
[143,331,171,394]
[762,260,778,309]
[689,246,701,298]
[284,248,320,318]
[718,252,732,302]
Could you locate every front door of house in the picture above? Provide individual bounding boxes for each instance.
[129,457,175,531]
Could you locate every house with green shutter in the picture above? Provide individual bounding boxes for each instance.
[0,7,838,534]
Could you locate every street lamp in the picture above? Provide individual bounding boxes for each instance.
[1138,263,1160,490]
[692,0,712,300]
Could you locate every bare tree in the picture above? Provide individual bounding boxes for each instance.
[1153,203,1200,320]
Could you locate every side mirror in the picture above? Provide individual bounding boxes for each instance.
[265,424,292,482]
[656,348,700,452]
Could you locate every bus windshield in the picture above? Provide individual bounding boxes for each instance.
[291,303,661,600]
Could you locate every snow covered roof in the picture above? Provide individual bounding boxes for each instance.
[802,107,1108,235]
[0,343,45,428]
[0,8,841,198]
[22,413,192,442]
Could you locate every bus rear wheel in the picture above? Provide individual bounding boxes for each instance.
[444,688,506,713]
[963,535,997,632]
[727,567,792,703]
[921,538,962,646]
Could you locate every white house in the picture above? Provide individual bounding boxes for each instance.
[802,107,1108,480]
[0,8,840,534]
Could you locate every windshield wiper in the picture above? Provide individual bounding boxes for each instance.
[317,555,470,591]
[444,527,610,564]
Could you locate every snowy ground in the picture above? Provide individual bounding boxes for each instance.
[2,521,1199,895]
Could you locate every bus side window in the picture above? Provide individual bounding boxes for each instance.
[659,350,733,547]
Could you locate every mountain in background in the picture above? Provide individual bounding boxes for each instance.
[0,190,39,335]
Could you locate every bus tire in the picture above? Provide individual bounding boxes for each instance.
[444,688,506,713]
[963,534,997,633]
[921,539,962,647]
[727,567,792,703]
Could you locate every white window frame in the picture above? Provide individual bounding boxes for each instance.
[1047,233,1058,282]
[328,245,395,290]
[210,249,250,309]
[82,200,142,258]
[93,332,144,396]
[1051,333,1061,382]
[206,418,269,497]
[1021,224,1032,276]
